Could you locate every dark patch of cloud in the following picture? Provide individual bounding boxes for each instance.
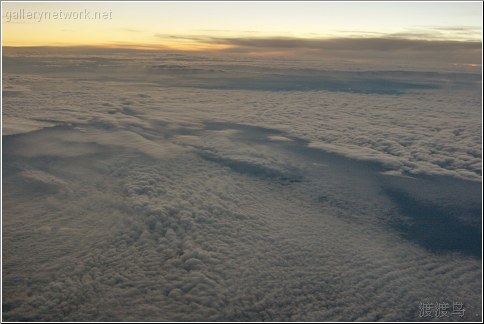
[385,187,481,257]
[197,149,303,184]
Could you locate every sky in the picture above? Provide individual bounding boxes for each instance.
[2,1,483,50]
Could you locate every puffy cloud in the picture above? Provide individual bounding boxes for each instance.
[2,49,481,321]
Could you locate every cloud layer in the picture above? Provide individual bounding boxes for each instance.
[194,35,481,52]
[152,34,482,65]
[2,48,482,321]
[3,53,480,181]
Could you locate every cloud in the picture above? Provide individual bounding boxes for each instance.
[2,49,482,321]
[154,33,480,56]
[203,36,481,51]
[430,25,482,34]
[342,26,482,42]
[153,34,483,65]
[3,117,481,321]
[2,56,481,180]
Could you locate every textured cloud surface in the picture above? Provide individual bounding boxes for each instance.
[2,49,482,321]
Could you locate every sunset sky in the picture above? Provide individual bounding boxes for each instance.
[2,1,482,50]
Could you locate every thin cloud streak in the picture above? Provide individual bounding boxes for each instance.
[175,36,481,52]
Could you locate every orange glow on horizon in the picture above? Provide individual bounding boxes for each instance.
[2,2,482,49]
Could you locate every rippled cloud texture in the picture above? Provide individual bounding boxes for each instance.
[2,46,482,321]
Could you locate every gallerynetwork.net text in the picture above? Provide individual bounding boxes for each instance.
[3,9,113,23]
